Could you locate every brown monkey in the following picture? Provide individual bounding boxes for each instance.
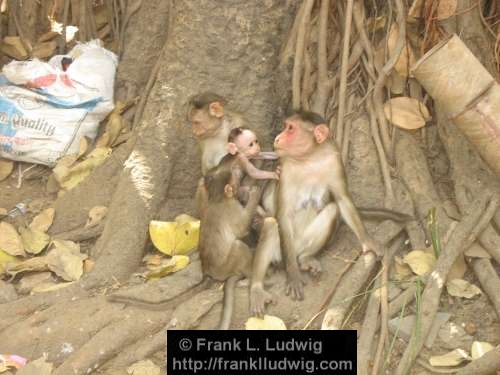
[187,92,245,217]
[273,110,406,300]
[199,168,279,328]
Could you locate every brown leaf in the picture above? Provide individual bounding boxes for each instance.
[32,41,58,59]
[387,23,417,77]
[409,0,457,20]
[0,159,14,181]
[0,221,25,256]
[29,207,55,232]
[1,36,28,60]
[384,96,431,130]
[86,205,108,228]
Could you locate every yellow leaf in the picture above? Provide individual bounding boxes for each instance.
[403,250,436,276]
[77,136,90,160]
[85,206,108,228]
[149,217,200,256]
[19,226,50,255]
[0,159,13,181]
[29,207,55,233]
[59,147,112,190]
[446,279,482,299]
[0,222,25,256]
[245,315,287,330]
[0,249,19,274]
[52,155,78,184]
[384,97,431,130]
[392,256,414,281]
[144,255,190,279]
[5,256,49,278]
[471,341,494,360]
[429,349,471,367]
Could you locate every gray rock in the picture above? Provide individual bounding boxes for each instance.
[389,312,451,349]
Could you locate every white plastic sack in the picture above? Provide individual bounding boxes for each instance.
[0,40,117,166]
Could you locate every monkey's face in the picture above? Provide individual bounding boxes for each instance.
[235,129,261,158]
[190,108,222,139]
[274,116,316,159]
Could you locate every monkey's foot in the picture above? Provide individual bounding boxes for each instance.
[298,256,322,276]
[249,286,274,317]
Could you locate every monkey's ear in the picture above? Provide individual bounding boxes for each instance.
[209,101,224,118]
[314,124,330,144]
[224,184,234,198]
[227,142,238,155]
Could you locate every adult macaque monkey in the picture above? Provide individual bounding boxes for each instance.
[274,110,381,300]
[200,168,279,328]
[187,92,244,216]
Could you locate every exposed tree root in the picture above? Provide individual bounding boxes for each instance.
[396,196,498,375]
[471,258,500,319]
[455,345,500,375]
[321,221,404,330]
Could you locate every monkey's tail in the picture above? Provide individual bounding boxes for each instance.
[218,275,241,330]
[107,277,213,311]
[358,207,413,223]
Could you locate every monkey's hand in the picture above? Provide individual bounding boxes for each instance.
[285,269,306,300]
[250,285,274,317]
[361,238,383,258]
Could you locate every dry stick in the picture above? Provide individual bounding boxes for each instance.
[371,261,390,375]
[372,0,405,161]
[336,0,354,149]
[301,31,313,110]
[455,345,500,375]
[358,278,381,375]
[367,96,394,200]
[353,0,378,76]
[312,0,330,116]
[341,94,355,163]
[471,258,500,319]
[322,223,405,330]
[132,0,173,129]
[280,1,306,66]
[292,0,315,109]
[395,196,499,375]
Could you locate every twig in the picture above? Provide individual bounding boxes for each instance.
[336,0,354,148]
[311,0,330,116]
[373,0,405,161]
[395,195,499,375]
[341,94,355,163]
[357,278,381,375]
[292,0,315,109]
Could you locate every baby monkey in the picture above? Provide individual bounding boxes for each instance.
[220,126,279,197]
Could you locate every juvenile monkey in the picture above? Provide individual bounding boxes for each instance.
[214,127,280,205]
[200,168,279,328]
[273,110,409,300]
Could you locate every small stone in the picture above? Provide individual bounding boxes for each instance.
[0,279,18,303]
[438,322,474,350]
[17,272,53,294]
[464,322,477,335]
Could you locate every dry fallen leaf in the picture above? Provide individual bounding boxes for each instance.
[1,36,28,60]
[384,96,431,130]
[5,256,49,278]
[245,315,287,330]
[59,147,112,190]
[127,359,161,375]
[0,159,14,181]
[86,206,108,228]
[19,226,50,255]
[29,207,55,233]
[446,279,482,299]
[46,240,87,281]
[52,155,78,184]
[0,221,25,256]
[387,23,417,77]
[0,207,7,216]
[471,341,494,360]
[429,349,471,367]
[149,214,200,256]
[31,40,57,59]
[77,136,90,160]
[403,249,436,276]
[83,259,95,273]
[387,70,406,95]
[0,249,19,274]
[393,256,414,281]
[144,255,190,279]
[409,0,457,20]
